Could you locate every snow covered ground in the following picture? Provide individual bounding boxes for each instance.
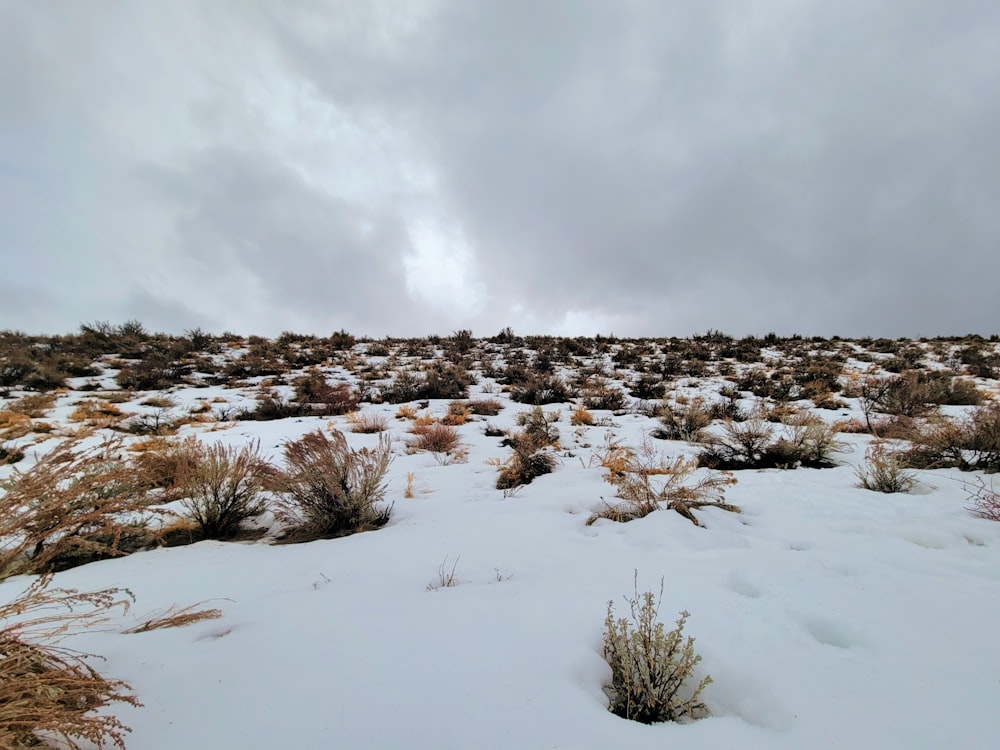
[2,342,999,749]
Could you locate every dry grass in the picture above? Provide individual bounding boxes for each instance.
[0,411,36,440]
[0,437,160,579]
[466,398,504,416]
[856,442,917,493]
[407,422,462,454]
[346,412,390,434]
[394,405,419,420]
[426,556,461,591]
[571,404,595,426]
[139,396,175,409]
[0,575,140,750]
[5,393,58,418]
[588,444,738,526]
[122,603,223,634]
[68,401,126,427]
[130,436,203,501]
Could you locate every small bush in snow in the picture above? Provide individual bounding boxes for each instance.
[856,442,916,494]
[588,444,738,527]
[276,430,393,540]
[603,576,711,724]
[182,441,270,539]
[966,477,1000,521]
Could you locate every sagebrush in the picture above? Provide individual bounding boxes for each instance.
[276,430,393,540]
[603,576,711,724]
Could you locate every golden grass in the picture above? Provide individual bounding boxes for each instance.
[0,437,161,579]
[346,412,390,433]
[0,575,140,750]
[122,603,223,634]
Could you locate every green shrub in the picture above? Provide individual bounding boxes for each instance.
[603,576,711,724]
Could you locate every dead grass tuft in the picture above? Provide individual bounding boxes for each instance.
[0,575,140,750]
[123,603,224,634]
[588,443,738,526]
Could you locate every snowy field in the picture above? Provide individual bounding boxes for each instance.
[2,335,999,749]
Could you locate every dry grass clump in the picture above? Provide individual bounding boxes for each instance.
[856,442,917,493]
[129,436,202,501]
[181,441,271,539]
[394,405,419,420]
[603,576,711,724]
[588,444,738,527]
[440,402,471,426]
[466,398,504,416]
[0,575,140,750]
[570,404,594,426]
[407,422,462,455]
[122,603,223,634]
[5,393,58,418]
[68,401,126,427]
[346,412,390,434]
[0,438,159,578]
[275,430,393,541]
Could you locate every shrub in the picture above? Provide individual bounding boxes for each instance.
[514,406,560,448]
[581,376,627,411]
[276,430,393,540]
[466,398,504,416]
[696,414,847,470]
[510,373,575,405]
[966,477,1000,521]
[0,575,140,750]
[182,441,270,539]
[856,442,917,493]
[588,448,738,527]
[293,370,361,415]
[903,402,1000,472]
[0,438,158,578]
[495,412,560,489]
[603,576,711,724]
[495,444,556,490]
[652,398,713,443]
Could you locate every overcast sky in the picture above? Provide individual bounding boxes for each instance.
[2,1,997,339]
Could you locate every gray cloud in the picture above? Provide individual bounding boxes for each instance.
[1,1,997,337]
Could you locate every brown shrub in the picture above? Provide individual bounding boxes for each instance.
[275,430,393,540]
[181,441,271,539]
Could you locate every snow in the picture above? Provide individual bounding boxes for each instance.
[3,373,1000,749]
